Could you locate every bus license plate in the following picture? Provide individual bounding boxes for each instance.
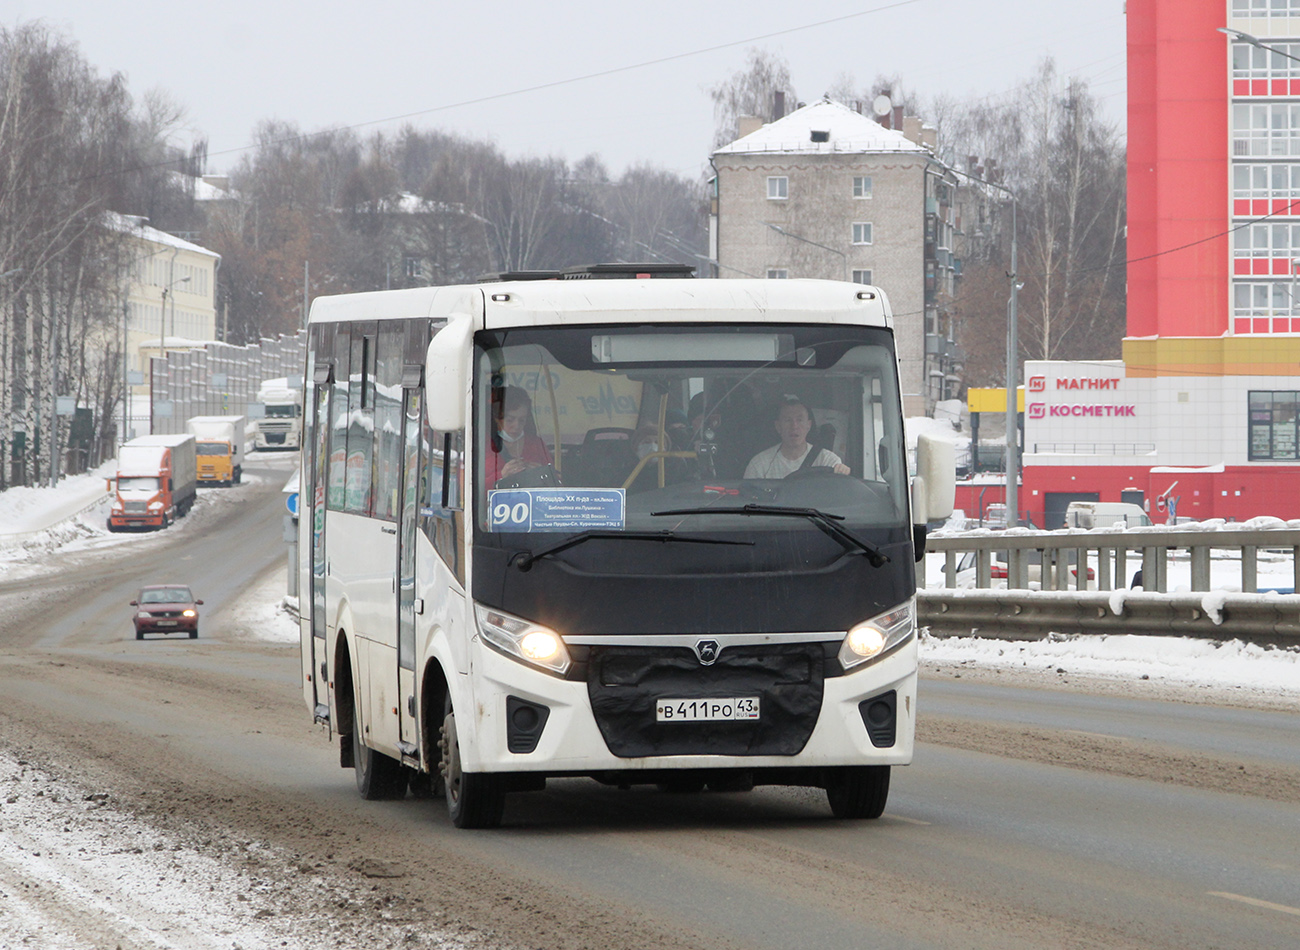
[656,698,760,722]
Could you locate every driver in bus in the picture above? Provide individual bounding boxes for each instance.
[743,396,850,479]
[487,385,552,489]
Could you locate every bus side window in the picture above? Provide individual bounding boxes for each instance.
[422,426,464,584]
[443,431,464,510]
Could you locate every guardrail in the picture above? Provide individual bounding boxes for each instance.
[918,588,1300,647]
[926,526,1300,594]
[0,493,110,550]
[918,525,1300,645]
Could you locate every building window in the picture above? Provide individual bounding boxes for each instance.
[1249,391,1300,459]
[767,176,788,200]
[1234,281,1294,315]
[853,176,872,198]
[766,269,789,279]
[1232,0,1300,21]
[1231,41,1300,80]
[1233,163,1300,200]
[1232,103,1300,157]
[852,269,873,285]
[1232,222,1300,257]
[852,222,873,245]
[1231,281,1300,333]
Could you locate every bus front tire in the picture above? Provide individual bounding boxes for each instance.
[439,709,505,828]
[351,701,407,801]
[825,765,890,819]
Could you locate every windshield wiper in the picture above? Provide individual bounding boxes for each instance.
[510,530,753,572]
[651,504,891,568]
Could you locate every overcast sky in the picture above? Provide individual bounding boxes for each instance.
[14,0,1127,179]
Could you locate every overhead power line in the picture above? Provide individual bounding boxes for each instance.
[56,1,924,188]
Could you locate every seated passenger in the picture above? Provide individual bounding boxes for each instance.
[744,397,850,479]
[486,386,552,489]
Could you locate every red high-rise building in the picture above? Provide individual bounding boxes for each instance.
[1009,0,1300,528]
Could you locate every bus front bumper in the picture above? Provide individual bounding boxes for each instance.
[459,636,917,774]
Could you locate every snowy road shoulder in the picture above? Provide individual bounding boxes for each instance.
[0,743,488,950]
[921,630,1300,709]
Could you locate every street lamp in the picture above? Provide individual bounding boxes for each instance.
[159,274,191,359]
[973,179,1021,528]
[1219,27,1300,64]
[763,223,849,281]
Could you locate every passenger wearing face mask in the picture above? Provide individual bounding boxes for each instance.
[486,385,552,489]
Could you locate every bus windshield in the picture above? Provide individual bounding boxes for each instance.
[474,323,908,553]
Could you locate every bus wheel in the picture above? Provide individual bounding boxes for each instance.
[350,696,407,801]
[439,708,505,828]
[825,765,890,819]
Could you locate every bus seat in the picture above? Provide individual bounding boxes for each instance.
[572,427,638,487]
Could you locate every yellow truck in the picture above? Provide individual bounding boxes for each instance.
[185,415,247,486]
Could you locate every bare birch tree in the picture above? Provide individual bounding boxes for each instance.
[710,49,796,147]
[0,23,144,486]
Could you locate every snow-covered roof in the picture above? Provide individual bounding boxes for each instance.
[391,192,489,222]
[713,98,928,157]
[167,171,237,202]
[107,212,220,259]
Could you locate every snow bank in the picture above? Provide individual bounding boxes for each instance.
[921,631,1300,696]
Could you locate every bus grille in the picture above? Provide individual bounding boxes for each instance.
[585,643,824,757]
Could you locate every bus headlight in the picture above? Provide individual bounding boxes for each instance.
[838,602,914,671]
[474,605,571,676]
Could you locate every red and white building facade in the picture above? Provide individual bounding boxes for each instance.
[1014,0,1300,527]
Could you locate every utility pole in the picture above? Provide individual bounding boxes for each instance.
[122,298,130,447]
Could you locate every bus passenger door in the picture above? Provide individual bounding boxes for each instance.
[396,387,421,753]
[308,368,331,721]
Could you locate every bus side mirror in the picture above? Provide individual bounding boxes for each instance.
[911,433,955,525]
[425,316,474,431]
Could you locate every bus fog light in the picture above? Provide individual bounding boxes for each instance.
[838,602,914,671]
[475,605,571,676]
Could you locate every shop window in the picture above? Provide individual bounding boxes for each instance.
[1248,390,1300,459]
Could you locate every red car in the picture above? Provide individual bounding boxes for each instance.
[131,585,203,639]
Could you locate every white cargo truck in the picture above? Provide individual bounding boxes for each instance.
[254,378,302,450]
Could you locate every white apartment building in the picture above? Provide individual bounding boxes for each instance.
[710,98,958,413]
